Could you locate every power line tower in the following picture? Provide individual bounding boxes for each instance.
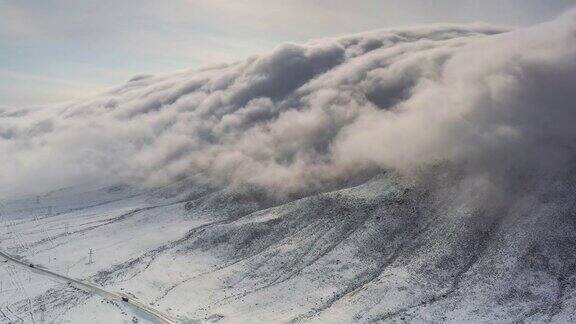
[0,200,5,225]
[87,249,94,265]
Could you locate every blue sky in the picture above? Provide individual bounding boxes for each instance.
[1,0,574,108]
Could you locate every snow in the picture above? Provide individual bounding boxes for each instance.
[1,171,575,323]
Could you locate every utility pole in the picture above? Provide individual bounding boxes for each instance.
[64,223,69,235]
[87,249,94,265]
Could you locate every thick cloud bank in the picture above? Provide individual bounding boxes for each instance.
[2,11,576,198]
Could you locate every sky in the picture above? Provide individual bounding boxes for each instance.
[0,0,574,108]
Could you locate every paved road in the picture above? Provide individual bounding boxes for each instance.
[0,250,177,324]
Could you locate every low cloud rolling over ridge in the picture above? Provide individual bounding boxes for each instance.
[2,10,576,199]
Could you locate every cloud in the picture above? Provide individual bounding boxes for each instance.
[2,1,573,109]
[1,11,576,200]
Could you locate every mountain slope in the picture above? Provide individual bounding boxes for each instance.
[2,170,576,322]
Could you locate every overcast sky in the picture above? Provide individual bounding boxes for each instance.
[1,0,574,108]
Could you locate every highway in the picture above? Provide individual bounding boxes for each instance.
[0,250,177,324]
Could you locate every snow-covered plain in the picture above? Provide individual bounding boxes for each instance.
[2,8,576,324]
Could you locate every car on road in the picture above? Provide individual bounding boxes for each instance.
[122,297,129,302]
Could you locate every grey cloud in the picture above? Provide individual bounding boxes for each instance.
[1,13,575,200]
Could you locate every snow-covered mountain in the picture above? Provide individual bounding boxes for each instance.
[1,9,576,324]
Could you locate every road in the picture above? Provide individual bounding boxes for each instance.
[0,250,177,324]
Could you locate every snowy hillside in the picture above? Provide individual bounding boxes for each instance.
[2,171,576,323]
[2,9,576,324]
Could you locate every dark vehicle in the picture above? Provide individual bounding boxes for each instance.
[29,264,35,268]
[121,297,129,302]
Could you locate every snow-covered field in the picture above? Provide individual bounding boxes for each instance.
[1,171,576,323]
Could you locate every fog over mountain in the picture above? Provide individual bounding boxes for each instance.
[2,9,574,201]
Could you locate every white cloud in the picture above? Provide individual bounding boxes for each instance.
[1,10,576,200]
[2,1,573,108]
